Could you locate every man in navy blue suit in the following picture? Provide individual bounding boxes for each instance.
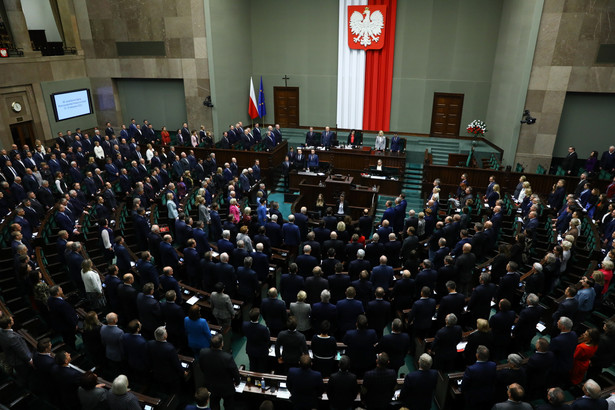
[265,214,283,247]
[377,318,410,373]
[431,313,462,372]
[283,214,301,257]
[159,234,180,271]
[261,287,288,337]
[362,352,398,409]
[370,255,394,292]
[512,293,543,351]
[415,259,438,296]
[114,236,133,275]
[137,282,162,339]
[366,287,391,339]
[381,200,396,227]
[121,319,150,382]
[148,326,186,393]
[293,206,309,241]
[468,272,497,322]
[343,314,377,377]
[549,316,577,387]
[408,286,437,339]
[242,308,270,373]
[47,286,78,349]
[296,244,319,278]
[570,379,608,410]
[336,287,365,337]
[462,345,497,410]
[311,289,337,333]
[400,353,438,410]
[280,263,304,307]
[437,281,466,328]
[526,338,554,400]
[183,239,201,286]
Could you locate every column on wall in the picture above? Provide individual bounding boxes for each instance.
[3,0,36,55]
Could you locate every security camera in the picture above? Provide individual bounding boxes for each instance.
[203,96,214,108]
[520,109,536,125]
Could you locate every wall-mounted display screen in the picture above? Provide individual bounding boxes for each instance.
[50,89,93,121]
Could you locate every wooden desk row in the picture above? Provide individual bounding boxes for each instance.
[151,141,288,182]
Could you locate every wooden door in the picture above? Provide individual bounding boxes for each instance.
[10,121,34,147]
[430,93,464,137]
[273,87,299,127]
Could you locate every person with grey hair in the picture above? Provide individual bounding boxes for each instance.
[147,326,186,393]
[550,316,577,387]
[310,289,336,334]
[431,313,462,371]
[107,374,140,409]
[525,262,545,296]
[512,293,543,351]
[494,354,527,402]
[100,312,124,371]
[400,352,438,410]
[572,379,608,409]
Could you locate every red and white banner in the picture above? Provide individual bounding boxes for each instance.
[348,5,386,50]
[248,77,258,119]
[337,0,397,131]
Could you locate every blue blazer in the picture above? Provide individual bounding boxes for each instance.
[408,297,436,331]
[282,223,301,246]
[242,321,270,357]
[400,369,438,410]
[336,298,365,335]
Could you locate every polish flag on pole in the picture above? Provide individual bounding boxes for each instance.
[248,77,259,119]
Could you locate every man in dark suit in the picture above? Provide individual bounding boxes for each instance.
[362,352,398,409]
[117,273,139,325]
[570,379,608,410]
[305,127,318,146]
[377,318,410,373]
[31,338,57,398]
[366,287,391,339]
[261,287,288,337]
[400,353,438,410]
[276,317,308,372]
[327,355,359,410]
[415,259,438,296]
[321,126,336,148]
[0,316,32,386]
[242,308,270,373]
[431,313,462,372]
[496,262,521,304]
[280,263,304,307]
[336,287,365,337]
[343,315,378,377]
[561,146,578,175]
[296,244,319,278]
[47,285,78,349]
[370,255,394,292]
[526,338,555,400]
[437,281,466,328]
[552,286,578,328]
[161,290,186,349]
[408,286,437,338]
[199,334,240,410]
[462,345,497,410]
[54,351,83,410]
[512,293,543,351]
[159,234,180,271]
[549,316,577,387]
[286,354,324,410]
[468,272,497,322]
[454,243,476,296]
[311,289,338,333]
[305,266,329,305]
[148,326,186,393]
[121,320,150,382]
[137,282,162,339]
[327,264,351,304]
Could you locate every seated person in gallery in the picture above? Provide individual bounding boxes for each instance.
[347,130,362,146]
[375,159,383,171]
[307,149,319,171]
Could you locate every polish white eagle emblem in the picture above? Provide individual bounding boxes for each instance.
[349,6,385,49]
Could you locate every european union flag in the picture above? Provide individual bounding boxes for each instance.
[258,76,267,118]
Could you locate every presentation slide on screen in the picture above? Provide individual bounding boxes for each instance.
[52,89,92,121]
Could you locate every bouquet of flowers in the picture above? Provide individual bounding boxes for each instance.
[467,120,487,136]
